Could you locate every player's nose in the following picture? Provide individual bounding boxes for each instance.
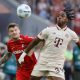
[13,30,16,34]
[58,16,62,19]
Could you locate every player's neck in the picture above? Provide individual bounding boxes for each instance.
[58,23,67,29]
[13,37,20,41]
[12,36,20,41]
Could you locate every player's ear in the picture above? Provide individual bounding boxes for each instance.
[19,29,20,34]
[54,17,57,24]
[66,17,68,23]
[17,26,20,33]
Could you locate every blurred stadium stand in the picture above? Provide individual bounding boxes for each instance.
[0,0,21,41]
[0,0,52,41]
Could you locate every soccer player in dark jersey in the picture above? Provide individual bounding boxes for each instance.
[0,23,37,80]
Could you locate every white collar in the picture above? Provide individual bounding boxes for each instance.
[56,25,67,31]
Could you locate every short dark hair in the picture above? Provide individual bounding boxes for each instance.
[64,8,75,20]
[8,23,20,30]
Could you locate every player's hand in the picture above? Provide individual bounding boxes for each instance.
[18,57,24,64]
[18,52,27,64]
[0,59,4,67]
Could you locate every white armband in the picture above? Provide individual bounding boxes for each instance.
[18,52,27,64]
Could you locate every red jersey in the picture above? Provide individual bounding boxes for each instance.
[7,34,36,71]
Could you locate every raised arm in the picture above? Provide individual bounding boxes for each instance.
[25,37,43,55]
[0,52,12,65]
[70,29,80,49]
[18,27,48,64]
[25,27,49,54]
[18,37,43,64]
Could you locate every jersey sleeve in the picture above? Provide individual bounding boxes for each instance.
[71,31,79,43]
[37,27,49,40]
[25,36,34,43]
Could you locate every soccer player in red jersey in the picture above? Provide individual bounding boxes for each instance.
[0,23,37,80]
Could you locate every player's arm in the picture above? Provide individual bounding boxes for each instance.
[18,27,48,64]
[25,37,43,55]
[0,42,12,65]
[25,27,48,55]
[18,37,43,64]
[0,52,12,65]
[71,30,80,48]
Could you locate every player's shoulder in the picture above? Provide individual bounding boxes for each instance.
[45,24,57,30]
[67,27,76,34]
[66,27,78,37]
[20,34,28,39]
[21,34,34,40]
[7,39,13,45]
[48,24,56,28]
[41,25,57,34]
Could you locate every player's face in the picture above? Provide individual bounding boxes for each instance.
[8,26,20,39]
[56,11,68,26]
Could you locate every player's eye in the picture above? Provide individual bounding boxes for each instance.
[15,29,18,31]
[9,30,13,33]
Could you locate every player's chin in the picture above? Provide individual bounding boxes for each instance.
[57,20,63,24]
[57,19,63,23]
[13,36,19,39]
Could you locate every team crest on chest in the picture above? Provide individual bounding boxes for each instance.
[22,44,24,48]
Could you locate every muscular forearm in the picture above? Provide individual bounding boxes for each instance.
[25,37,41,55]
[18,37,42,64]
[18,42,38,64]
[25,41,36,54]
[0,52,12,65]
